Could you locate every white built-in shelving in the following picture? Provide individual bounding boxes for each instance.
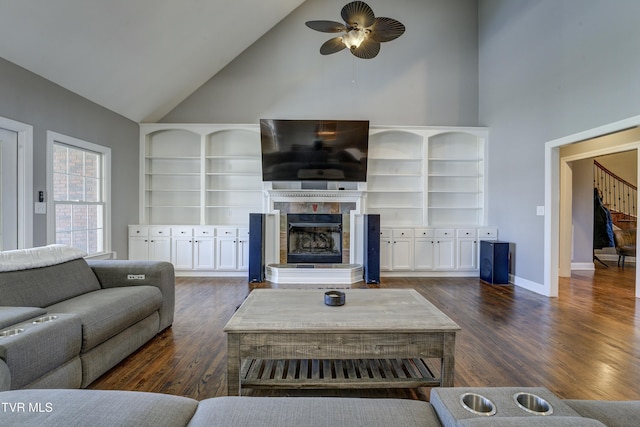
[427,131,485,226]
[140,124,262,226]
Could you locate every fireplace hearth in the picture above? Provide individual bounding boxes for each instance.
[287,214,342,263]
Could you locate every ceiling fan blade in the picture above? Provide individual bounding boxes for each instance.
[320,37,347,55]
[370,17,405,43]
[350,39,380,59]
[305,20,347,33]
[341,1,375,29]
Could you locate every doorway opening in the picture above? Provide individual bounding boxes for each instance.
[545,116,640,298]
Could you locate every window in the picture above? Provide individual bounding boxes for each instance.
[47,132,110,256]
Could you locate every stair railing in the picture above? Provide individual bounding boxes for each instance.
[594,160,637,222]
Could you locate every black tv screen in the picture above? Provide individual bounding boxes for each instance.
[260,119,369,182]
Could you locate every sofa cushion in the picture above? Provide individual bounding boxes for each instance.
[0,389,198,427]
[0,307,47,329]
[0,259,101,307]
[564,399,640,427]
[46,286,162,351]
[189,396,442,427]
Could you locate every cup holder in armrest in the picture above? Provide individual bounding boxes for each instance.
[0,328,25,338]
[32,315,58,324]
[513,392,554,415]
[460,393,497,416]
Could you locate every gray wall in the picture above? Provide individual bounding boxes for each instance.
[479,0,640,285]
[0,57,139,258]
[162,0,479,126]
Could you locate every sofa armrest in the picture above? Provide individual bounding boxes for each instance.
[86,260,175,331]
[0,360,9,391]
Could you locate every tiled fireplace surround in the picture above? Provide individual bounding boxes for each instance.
[265,189,365,266]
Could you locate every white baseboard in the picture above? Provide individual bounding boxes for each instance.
[571,262,595,271]
[511,274,550,296]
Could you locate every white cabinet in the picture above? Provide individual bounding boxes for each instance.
[128,225,171,262]
[237,228,250,270]
[391,229,414,270]
[414,229,434,270]
[193,226,216,270]
[148,227,171,262]
[379,229,392,271]
[433,229,455,270]
[128,225,250,275]
[216,227,238,270]
[379,228,414,271]
[128,225,149,260]
[456,229,478,270]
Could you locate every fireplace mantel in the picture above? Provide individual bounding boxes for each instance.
[265,189,366,214]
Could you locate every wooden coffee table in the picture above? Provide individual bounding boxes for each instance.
[224,288,460,395]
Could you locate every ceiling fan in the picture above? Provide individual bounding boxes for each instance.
[305,1,405,59]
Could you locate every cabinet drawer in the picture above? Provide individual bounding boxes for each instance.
[415,228,433,238]
[194,226,215,237]
[129,225,148,237]
[393,229,414,238]
[238,228,249,238]
[172,226,193,236]
[149,226,171,237]
[434,229,454,238]
[478,228,498,239]
[217,227,237,237]
[457,228,477,238]
[380,228,391,239]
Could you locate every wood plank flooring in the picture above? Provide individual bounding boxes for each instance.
[89,262,640,402]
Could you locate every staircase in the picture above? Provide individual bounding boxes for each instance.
[594,160,637,230]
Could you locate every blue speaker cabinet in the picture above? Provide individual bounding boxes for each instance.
[248,213,265,283]
[480,240,510,285]
[363,214,381,284]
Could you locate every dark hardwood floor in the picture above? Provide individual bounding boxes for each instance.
[89,262,640,402]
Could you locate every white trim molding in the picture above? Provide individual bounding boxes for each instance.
[0,116,33,249]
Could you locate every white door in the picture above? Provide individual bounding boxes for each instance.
[0,128,18,251]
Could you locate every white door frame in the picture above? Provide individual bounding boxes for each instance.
[545,115,640,298]
[0,117,33,249]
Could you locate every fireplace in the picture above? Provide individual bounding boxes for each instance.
[287,213,343,264]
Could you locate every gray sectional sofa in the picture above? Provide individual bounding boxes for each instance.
[0,245,174,390]
[0,387,639,426]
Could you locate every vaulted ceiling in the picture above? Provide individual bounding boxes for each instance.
[0,0,306,122]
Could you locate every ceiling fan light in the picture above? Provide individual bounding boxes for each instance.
[342,28,366,49]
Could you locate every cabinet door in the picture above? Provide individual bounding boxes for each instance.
[414,238,434,270]
[391,238,413,270]
[434,238,455,270]
[194,237,215,270]
[129,237,149,260]
[172,236,194,270]
[457,238,477,270]
[379,238,392,271]
[217,237,237,270]
[148,237,171,262]
[237,237,249,270]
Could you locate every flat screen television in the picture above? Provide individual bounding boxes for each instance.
[260,119,369,182]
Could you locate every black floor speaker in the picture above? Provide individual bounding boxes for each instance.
[479,240,509,285]
[363,214,381,284]
[248,213,265,283]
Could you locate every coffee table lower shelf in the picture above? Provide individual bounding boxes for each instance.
[240,358,441,390]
